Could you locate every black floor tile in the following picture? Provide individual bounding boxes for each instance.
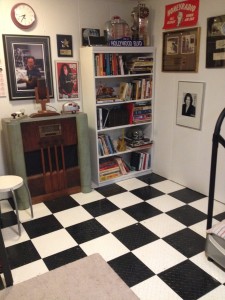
[113,223,159,250]
[95,184,127,197]
[124,202,162,222]
[158,260,220,300]
[44,246,86,271]
[23,215,63,239]
[214,211,225,222]
[66,219,109,244]
[6,240,41,269]
[138,173,166,185]
[44,196,79,213]
[167,205,206,227]
[131,186,164,201]
[83,199,119,217]
[164,228,206,258]
[169,188,205,204]
[108,252,154,287]
[0,211,17,228]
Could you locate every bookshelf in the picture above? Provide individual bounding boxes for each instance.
[80,46,155,186]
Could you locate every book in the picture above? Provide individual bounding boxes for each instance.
[114,157,127,175]
[119,82,129,100]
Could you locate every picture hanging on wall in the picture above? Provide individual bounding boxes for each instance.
[56,34,73,57]
[162,27,200,72]
[206,14,225,68]
[55,61,79,101]
[2,34,53,100]
[176,81,205,130]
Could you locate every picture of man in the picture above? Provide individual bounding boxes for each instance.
[17,56,41,89]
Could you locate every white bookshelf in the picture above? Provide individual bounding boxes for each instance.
[80,46,155,186]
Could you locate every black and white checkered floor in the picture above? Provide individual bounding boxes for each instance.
[1,173,225,299]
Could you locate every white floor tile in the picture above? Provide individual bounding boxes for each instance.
[11,259,49,284]
[0,199,13,213]
[190,252,225,284]
[80,233,129,261]
[141,213,186,238]
[133,239,186,274]
[54,206,93,227]
[199,285,225,300]
[96,209,137,232]
[70,190,104,205]
[108,191,143,209]
[2,225,30,247]
[132,276,182,300]
[23,202,52,221]
[189,220,208,238]
[32,229,77,258]
[147,194,184,212]
[116,178,148,190]
[190,197,225,215]
[151,180,184,194]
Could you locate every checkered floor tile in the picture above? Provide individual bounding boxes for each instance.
[1,173,225,299]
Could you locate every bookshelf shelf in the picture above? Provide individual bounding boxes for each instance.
[80,46,155,186]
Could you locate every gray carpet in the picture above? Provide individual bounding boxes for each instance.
[0,253,139,299]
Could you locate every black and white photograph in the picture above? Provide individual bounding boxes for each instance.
[176,81,205,129]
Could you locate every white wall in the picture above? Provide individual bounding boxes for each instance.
[149,0,225,203]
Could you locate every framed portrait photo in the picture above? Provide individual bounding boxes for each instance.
[55,61,79,101]
[2,34,53,101]
[206,15,225,68]
[162,27,201,72]
[176,81,205,130]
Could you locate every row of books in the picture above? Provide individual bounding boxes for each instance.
[97,102,151,129]
[130,152,151,171]
[119,78,152,101]
[94,53,153,76]
[98,134,116,156]
[99,157,129,182]
[126,102,152,124]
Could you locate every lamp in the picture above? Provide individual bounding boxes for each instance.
[30,78,59,118]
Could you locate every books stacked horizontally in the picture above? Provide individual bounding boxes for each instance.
[130,151,151,171]
[133,102,152,123]
[98,134,116,156]
[99,157,129,182]
[126,56,153,74]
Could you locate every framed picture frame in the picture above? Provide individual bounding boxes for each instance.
[2,34,53,101]
[206,15,225,68]
[55,61,79,101]
[56,34,73,57]
[162,27,201,72]
[176,81,205,130]
[82,28,100,46]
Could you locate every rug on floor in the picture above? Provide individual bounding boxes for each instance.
[0,253,139,300]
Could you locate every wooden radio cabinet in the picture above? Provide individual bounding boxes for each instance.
[2,113,92,208]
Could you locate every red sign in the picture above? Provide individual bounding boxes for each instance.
[163,0,199,29]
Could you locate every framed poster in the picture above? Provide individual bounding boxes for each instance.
[56,34,73,57]
[162,27,200,72]
[176,81,205,130]
[55,61,79,100]
[206,15,225,68]
[2,34,53,100]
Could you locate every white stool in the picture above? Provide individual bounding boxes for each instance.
[0,175,33,236]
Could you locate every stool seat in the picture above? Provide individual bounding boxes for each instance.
[0,175,33,236]
[0,176,23,192]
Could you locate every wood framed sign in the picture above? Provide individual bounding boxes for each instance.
[162,27,200,72]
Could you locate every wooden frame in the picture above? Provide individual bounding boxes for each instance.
[55,61,79,101]
[162,27,200,72]
[176,81,205,130]
[206,15,225,68]
[3,34,53,100]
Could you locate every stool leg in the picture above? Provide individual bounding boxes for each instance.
[10,189,21,236]
[24,182,34,218]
